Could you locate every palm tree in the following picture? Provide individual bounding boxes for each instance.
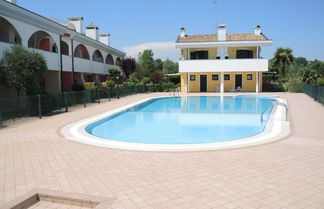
[273,48,294,77]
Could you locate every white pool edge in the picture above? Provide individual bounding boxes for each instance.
[61,95,290,152]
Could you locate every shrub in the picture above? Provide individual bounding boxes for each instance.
[149,70,164,84]
[108,67,121,82]
[84,82,96,90]
[169,75,180,84]
[106,79,116,88]
[317,78,324,86]
[72,83,85,91]
[141,77,151,85]
[283,78,304,92]
[160,82,175,91]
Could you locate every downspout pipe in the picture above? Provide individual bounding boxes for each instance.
[59,35,63,93]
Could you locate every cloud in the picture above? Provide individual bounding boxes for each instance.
[123,42,179,62]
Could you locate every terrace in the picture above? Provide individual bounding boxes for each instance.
[0,92,323,209]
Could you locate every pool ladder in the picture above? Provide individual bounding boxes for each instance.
[169,88,180,97]
[261,102,288,122]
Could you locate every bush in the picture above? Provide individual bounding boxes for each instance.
[317,78,324,86]
[141,77,151,85]
[149,70,164,84]
[168,75,180,85]
[106,79,116,88]
[84,82,96,90]
[72,83,85,91]
[283,78,304,92]
[160,82,175,91]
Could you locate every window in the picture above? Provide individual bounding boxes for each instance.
[190,50,208,60]
[212,74,219,80]
[247,74,253,80]
[236,49,253,59]
[224,74,230,80]
[190,75,196,81]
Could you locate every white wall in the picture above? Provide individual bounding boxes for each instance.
[179,59,269,72]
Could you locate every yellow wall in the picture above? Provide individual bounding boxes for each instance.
[180,73,187,93]
[186,72,262,92]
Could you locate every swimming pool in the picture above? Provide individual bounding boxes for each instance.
[85,95,276,144]
[62,94,290,151]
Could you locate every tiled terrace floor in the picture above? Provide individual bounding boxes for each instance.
[0,92,324,209]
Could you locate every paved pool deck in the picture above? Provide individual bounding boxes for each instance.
[0,92,323,209]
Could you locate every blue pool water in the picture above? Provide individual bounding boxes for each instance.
[86,95,276,144]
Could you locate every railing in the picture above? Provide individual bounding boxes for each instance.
[304,83,324,105]
[0,84,171,128]
[169,88,180,97]
[260,101,288,122]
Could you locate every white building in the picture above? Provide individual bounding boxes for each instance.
[0,0,125,94]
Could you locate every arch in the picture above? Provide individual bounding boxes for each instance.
[0,16,22,45]
[60,41,69,55]
[92,50,104,63]
[115,57,122,66]
[74,44,90,59]
[105,54,114,65]
[28,31,57,53]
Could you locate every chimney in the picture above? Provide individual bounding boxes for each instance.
[254,25,261,35]
[180,27,186,38]
[99,34,110,46]
[85,23,99,40]
[6,0,17,4]
[68,17,83,33]
[217,24,227,41]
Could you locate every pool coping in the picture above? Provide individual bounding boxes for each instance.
[61,95,291,152]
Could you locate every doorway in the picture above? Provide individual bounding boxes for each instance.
[200,75,207,92]
[235,74,242,90]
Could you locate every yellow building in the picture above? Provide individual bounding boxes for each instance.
[175,24,272,93]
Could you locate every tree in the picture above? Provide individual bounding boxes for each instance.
[108,67,121,82]
[138,49,154,76]
[154,58,163,71]
[149,70,164,84]
[293,57,308,67]
[163,59,178,74]
[121,58,136,78]
[0,45,47,95]
[273,48,294,77]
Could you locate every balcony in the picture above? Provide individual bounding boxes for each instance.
[179,58,269,72]
[0,42,119,75]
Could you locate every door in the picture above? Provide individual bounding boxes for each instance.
[200,75,207,92]
[235,74,242,89]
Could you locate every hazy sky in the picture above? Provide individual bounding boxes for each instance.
[19,0,324,62]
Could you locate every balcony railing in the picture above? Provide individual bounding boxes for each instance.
[0,42,119,75]
[179,58,269,72]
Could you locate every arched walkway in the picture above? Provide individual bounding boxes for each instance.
[74,44,90,59]
[60,41,69,55]
[0,16,22,45]
[105,54,114,65]
[92,50,104,63]
[28,31,57,53]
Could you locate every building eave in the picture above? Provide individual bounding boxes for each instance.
[175,40,273,48]
[0,1,125,56]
